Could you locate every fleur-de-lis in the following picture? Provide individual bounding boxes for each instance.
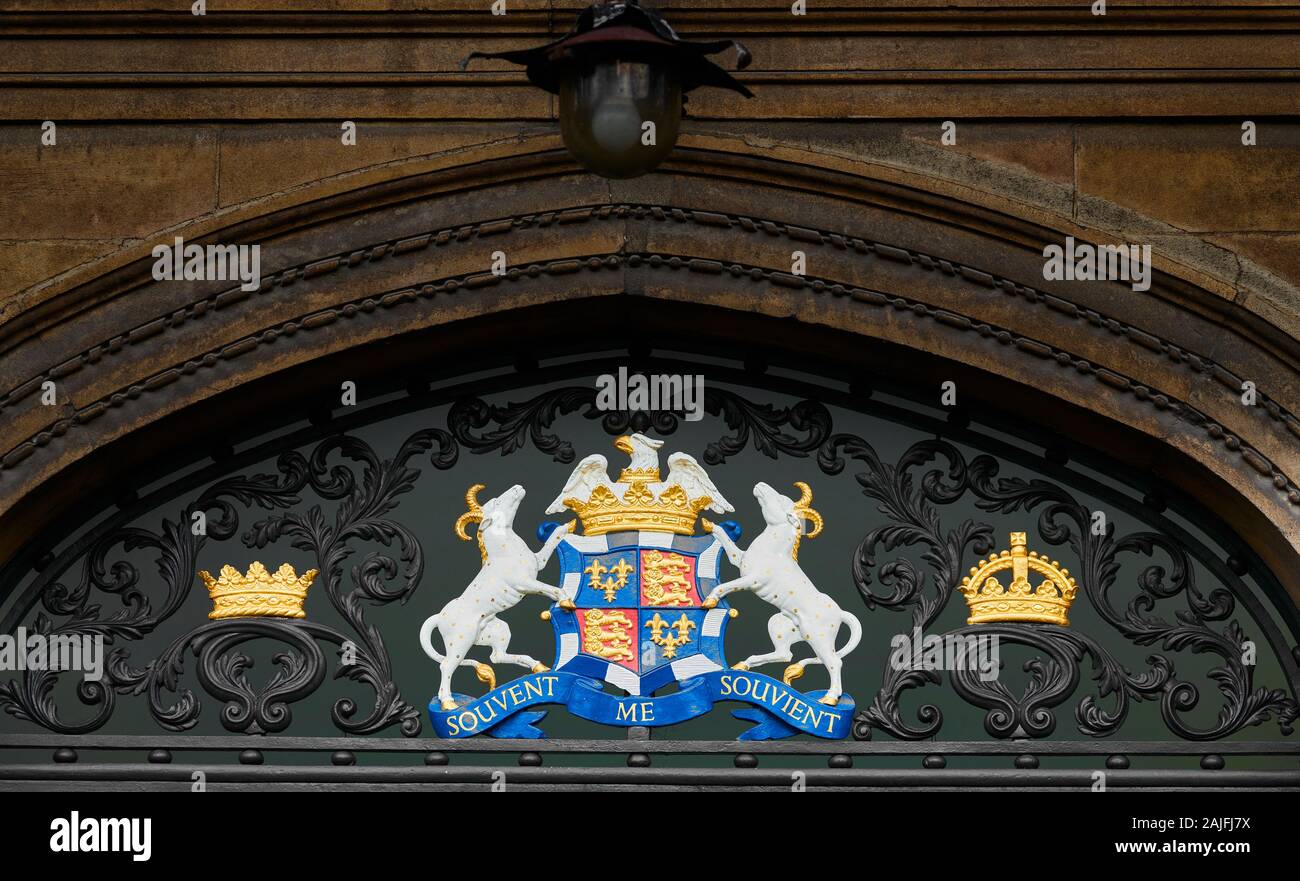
[645,611,695,659]
[586,556,634,602]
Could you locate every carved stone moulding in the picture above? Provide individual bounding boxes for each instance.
[0,143,1296,603]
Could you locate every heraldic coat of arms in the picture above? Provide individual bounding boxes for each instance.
[421,434,860,740]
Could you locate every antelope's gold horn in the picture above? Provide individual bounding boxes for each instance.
[465,483,485,512]
[454,483,486,540]
[800,507,824,539]
[792,482,823,539]
[793,481,813,508]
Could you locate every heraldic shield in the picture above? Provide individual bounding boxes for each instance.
[423,434,858,740]
[551,531,731,695]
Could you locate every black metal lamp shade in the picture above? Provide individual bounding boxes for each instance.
[462,2,752,178]
[462,2,753,97]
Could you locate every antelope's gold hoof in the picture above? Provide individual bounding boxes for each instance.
[731,662,750,671]
[782,663,805,686]
[540,610,552,621]
[702,597,718,609]
[473,662,497,691]
[558,599,576,611]
[440,699,458,711]
[817,694,840,706]
[531,662,551,673]
[728,608,739,618]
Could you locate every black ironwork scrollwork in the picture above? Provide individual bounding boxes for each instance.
[841,439,1297,741]
[943,624,1172,739]
[450,386,832,464]
[2,431,457,736]
[238,429,458,736]
[960,461,1297,740]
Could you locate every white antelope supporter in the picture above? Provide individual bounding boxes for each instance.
[419,484,574,710]
[702,481,861,705]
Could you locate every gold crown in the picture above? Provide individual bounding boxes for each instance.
[199,562,318,620]
[959,532,1078,626]
[563,438,713,535]
[568,476,712,536]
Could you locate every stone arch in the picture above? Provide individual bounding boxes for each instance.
[1,134,1297,600]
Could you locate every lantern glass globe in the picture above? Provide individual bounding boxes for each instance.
[559,59,682,179]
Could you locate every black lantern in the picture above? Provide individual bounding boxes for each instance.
[463,1,752,179]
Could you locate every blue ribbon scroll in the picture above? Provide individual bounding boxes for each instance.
[429,669,854,740]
